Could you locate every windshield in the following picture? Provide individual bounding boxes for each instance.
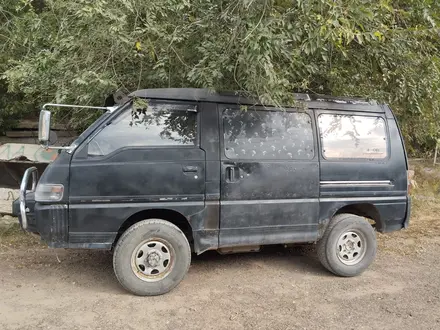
[67,103,127,150]
[68,112,110,149]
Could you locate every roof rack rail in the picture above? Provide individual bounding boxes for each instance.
[301,94,376,105]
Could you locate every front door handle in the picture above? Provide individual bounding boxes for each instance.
[182,165,198,173]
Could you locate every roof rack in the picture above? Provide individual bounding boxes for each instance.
[294,93,376,105]
[130,88,381,111]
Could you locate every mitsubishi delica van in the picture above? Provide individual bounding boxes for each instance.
[13,88,411,296]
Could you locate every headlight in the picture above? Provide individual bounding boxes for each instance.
[35,184,64,202]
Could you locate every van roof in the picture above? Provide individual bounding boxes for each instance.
[130,88,385,113]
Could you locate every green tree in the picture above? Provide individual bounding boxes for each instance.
[1,0,440,155]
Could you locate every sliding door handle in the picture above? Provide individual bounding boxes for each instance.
[226,166,239,183]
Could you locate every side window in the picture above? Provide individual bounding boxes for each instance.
[318,114,387,159]
[223,109,314,160]
[88,101,197,156]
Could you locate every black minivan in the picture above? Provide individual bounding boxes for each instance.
[14,88,411,296]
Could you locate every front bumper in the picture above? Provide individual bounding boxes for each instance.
[12,193,38,233]
[14,167,68,246]
[16,167,38,232]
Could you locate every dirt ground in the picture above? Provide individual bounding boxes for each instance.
[1,163,440,330]
[0,238,439,330]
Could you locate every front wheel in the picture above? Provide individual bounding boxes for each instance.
[317,213,377,277]
[113,219,191,296]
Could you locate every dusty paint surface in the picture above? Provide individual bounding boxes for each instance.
[0,143,58,162]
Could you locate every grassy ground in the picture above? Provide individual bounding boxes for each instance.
[377,198,440,255]
[378,160,440,255]
[0,223,43,249]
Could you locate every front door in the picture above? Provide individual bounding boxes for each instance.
[218,105,319,247]
[68,100,205,240]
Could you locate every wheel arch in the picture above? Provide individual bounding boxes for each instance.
[333,203,382,231]
[113,208,194,248]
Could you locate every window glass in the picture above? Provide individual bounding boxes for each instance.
[223,109,314,160]
[318,114,387,159]
[88,101,197,156]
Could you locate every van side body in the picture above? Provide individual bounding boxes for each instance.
[14,89,410,255]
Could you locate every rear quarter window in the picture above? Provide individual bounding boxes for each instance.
[318,114,388,159]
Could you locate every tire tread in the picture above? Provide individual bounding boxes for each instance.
[113,219,191,296]
[317,213,354,274]
[317,213,376,276]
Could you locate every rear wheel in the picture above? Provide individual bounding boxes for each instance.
[317,213,377,277]
[113,219,191,296]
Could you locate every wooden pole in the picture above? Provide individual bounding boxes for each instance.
[434,140,439,165]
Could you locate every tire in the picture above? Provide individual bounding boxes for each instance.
[317,213,377,277]
[113,219,191,296]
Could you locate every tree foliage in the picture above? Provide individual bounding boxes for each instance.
[1,0,440,155]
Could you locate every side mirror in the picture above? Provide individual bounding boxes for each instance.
[38,110,51,146]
